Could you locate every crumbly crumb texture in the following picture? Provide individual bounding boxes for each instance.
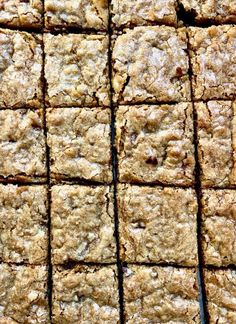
[0,263,49,324]
[52,265,119,324]
[179,0,236,24]
[112,26,191,104]
[196,101,236,188]
[204,269,236,323]
[0,0,43,28]
[0,28,43,109]
[0,109,46,181]
[118,185,198,265]
[51,185,116,264]
[116,103,195,185]
[47,107,112,182]
[124,265,200,323]
[111,0,177,28]
[0,184,48,264]
[44,33,110,108]
[202,190,236,267]
[45,0,108,30]
[188,26,236,101]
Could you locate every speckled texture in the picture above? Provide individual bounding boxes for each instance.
[111,0,177,28]
[45,0,108,30]
[0,184,48,264]
[0,0,43,28]
[112,26,191,104]
[179,0,236,24]
[118,185,198,265]
[205,269,236,323]
[196,101,236,188]
[202,190,236,267]
[0,264,49,324]
[51,185,116,264]
[189,26,236,100]
[44,34,110,108]
[116,104,195,185]
[0,29,43,109]
[47,108,112,182]
[0,109,46,182]
[52,265,119,324]
[124,265,200,323]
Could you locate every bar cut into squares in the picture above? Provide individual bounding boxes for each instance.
[45,0,108,30]
[0,109,46,182]
[189,26,236,101]
[112,26,191,104]
[0,184,48,264]
[204,269,236,323]
[47,108,112,183]
[196,101,236,188]
[52,265,119,324]
[202,189,236,267]
[0,264,49,323]
[116,103,195,185]
[51,185,116,264]
[118,185,198,265]
[44,34,110,108]
[111,0,177,28]
[0,29,43,109]
[179,0,236,24]
[124,265,200,323]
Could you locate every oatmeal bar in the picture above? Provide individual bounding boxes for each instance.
[0,184,48,264]
[196,101,236,188]
[0,263,49,323]
[124,265,200,323]
[188,26,236,101]
[47,108,112,183]
[179,0,236,24]
[0,109,46,182]
[204,269,236,323]
[111,0,177,28]
[116,103,195,185]
[112,26,191,104]
[45,0,108,30]
[44,34,110,108]
[0,0,43,28]
[52,265,119,324]
[202,189,236,267]
[118,185,198,265]
[51,185,116,264]
[0,29,43,109]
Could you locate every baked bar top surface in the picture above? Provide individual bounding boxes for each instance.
[118,185,198,265]
[47,107,112,183]
[51,185,116,264]
[116,103,195,185]
[52,265,119,324]
[0,29,43,109]
[112,26,191,104]
[0,109,46,181]
[44,33,110,108]
[45,0,108,30]
[196,100,236,188]
[123,265,200,323]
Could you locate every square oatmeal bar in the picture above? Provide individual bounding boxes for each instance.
[44,34,110,108]
[116,103,195,185]
[118,185,198,266]
[51,185,116,264]
[112,26,191,104]
[52,265,119,324]
[123,265,200,323]
[0,29,43,109]
[47,107,112,183]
